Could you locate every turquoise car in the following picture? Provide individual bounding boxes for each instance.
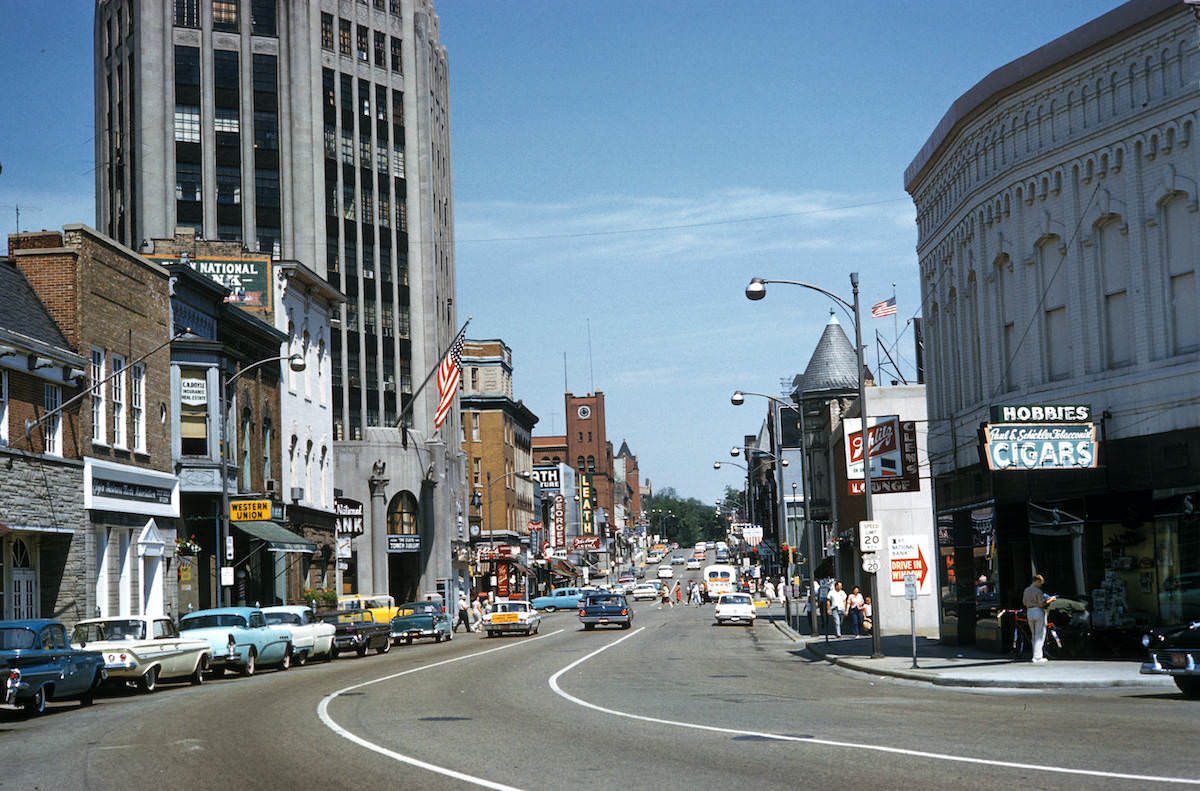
[390,601,453,644]
[530,587,591,613]
[178,607,293,676]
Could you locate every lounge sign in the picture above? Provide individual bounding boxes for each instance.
[984,404,1097,471]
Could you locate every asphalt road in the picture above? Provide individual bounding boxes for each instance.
[4,587,1199,790]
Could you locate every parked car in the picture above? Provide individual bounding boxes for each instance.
[482,600,541,637]
[391,600,453,644]
[714,593,757,626]
[1141,621,1200,697]
[323,609,392,657]
[178,607,293,676]
[578,593,633,630]
[631,583,660,601]
[337,593,400,625]
[71,616,210,693]
[0,619,107,714]
[261,606,336,665]
[530,587,589,613]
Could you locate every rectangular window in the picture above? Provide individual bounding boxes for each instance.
[362,188,373,224]
[356,25,369,61]
[250,0,275,36]
[176,162,202,201]
[179,368,209,455]
[216,166,241,204]
[174,105,200,142]
[378,190,390,226]
[111,355,126,448]
[91,348,107,444]
[0,370,7,446]
[321,12,334,50]
[175,45,201,87]
[472,413,481,441]
[131,364,145,452]
[392,144,405,178]
[374,31,385,67]
[340,132,353,165]
[390,37,401,73]
[343,184,355,220]
[359,134,371,168]
[175,0,200,27]
[251,54,277,94]
[339,20,351,56]
[43,384,61,456]
[212,0,238,31]
[255,169,280,207]
[214,107,240,145]
[253,110,278,150]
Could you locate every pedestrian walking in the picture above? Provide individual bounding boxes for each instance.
[1022,574,1057,663]
[826,581,848,637]
[846,585,865,636]
[454,592,472,633]
[763,579,776,603]
[470,598,484,631]
[817,578,831,635]
[690,582,703,606]
[673,580,682,605]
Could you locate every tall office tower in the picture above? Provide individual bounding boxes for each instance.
[95,0,462,602]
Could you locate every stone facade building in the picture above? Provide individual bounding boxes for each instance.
[905,0,1200,647]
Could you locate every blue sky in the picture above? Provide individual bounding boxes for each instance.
[0,0,1131,503]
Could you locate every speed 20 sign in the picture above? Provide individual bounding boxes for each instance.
[859,520,882,553]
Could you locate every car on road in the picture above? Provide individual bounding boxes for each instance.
[685,557,702,570]
[71,615,210,692]
[713,594,757,626]
[531,587,589,613]
[631,583,660,601]
[1141,621,1200,697]
[262,606,336,665]
[337,593,400,626]
[482,600,541,637]
[323,609,392,657]
[391,600,453,644]
[179,607,294,676]
[671,554,685,565]
[0,619,107,714]
[578,593,633,630]
[657,564,674,579]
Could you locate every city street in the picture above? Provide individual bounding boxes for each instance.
[4,595,1198,791]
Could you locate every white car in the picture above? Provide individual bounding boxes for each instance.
[631,583,660,601]
[482,599,541,637]
[714,593,757,626]
[657,565,674,579]
[685,557,702,570]
[71,616,211,693]
[262,605,336,665]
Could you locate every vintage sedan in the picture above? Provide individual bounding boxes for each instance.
[0,619,107,714]
[578,593,633,630]
[178,607,293,676]
[262,606,335,665]
[391,601,453,645]
[482,600,541,637]
[713,593,757,626]
[322,609,392,657]
[72,616,210,693]
[530,587,590,613]
[1141,621,1200,698]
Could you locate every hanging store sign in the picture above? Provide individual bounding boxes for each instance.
[983,423,1097,470]
[335,497,364,536]
[989,404,1091,423]
[553,494,566,547]
[531,466,561,490]
[151,253,272,311]
[843,416,920,495]
[180,376,208,406]
[230,500,271,522]
[579,473,596,535]
[387,534,421,553]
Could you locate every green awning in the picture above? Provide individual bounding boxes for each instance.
[233,520,316,554]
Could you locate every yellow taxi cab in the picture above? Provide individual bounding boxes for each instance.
[336,594,399,625]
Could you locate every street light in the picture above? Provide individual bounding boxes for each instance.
[746,272,882,659]
[219,353,305,607]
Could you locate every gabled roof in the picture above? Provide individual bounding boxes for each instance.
[793,313,859,398]
[0,259,73,352]
[616,440,633,458]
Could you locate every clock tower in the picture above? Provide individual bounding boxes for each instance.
[564,392,614,535]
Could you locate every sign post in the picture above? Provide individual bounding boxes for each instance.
[905,573,919,669]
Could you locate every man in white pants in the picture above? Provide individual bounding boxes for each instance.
[1022,574,1057,663]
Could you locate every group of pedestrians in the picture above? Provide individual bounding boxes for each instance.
[453,592,487,633]
[818,579,872,638]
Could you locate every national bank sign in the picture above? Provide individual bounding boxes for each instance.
[983,404,1098,471]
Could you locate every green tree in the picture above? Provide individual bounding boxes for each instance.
[644,488,727,547]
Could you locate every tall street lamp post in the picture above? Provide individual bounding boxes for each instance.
[220,353,306,607]
[746,272,883,658]
[731,390,792,595]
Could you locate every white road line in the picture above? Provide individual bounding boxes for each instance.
[548,627,1200,787]
[318,630,563,791]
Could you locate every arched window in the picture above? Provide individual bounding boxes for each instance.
[303,330,312,398]
[387,491,420,536]
[305,439,314,501]
[587,455,595,472]
[287,319,297,391]
[261,411,273,484]
[319,446,329,507]
[240,407,253,490]
[576,455,585,471]
[317,338,327,406]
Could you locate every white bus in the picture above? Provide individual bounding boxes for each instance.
[702,564,738,602]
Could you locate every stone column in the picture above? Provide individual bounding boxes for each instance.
[369,462,389,594]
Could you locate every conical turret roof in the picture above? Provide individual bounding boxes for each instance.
[793,313,859,398]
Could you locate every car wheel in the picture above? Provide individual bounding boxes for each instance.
[330,646,340,660]
[81,672,102,706]
[377,638,391,655]
[532,623,539,634]
[584,623,595,631]
[543,606,557,613]
[191,658,207,685]
[621,622,631,630]
[356,642,368,657]
[137,666,158,694]
[295,649,308,667]
[278,648,292,671]
[24,686,47,715]
[1175,677,1200,699]
[240,650,257,676]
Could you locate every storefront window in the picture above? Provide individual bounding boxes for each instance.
[180,368,209,456]
[1155,493,1200,625]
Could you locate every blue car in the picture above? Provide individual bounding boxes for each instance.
[1,619,107,715]
[530,587,591,613]
[178,607,293,676]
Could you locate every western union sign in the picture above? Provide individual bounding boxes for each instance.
[230,500,271,521]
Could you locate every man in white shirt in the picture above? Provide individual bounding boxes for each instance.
[1022,574,1057,663]
[826,581,848,637]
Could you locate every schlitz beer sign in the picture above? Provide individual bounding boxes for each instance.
[844,416,921,495]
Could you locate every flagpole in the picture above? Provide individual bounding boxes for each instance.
[394,316,472,431]
[891,282,899,364]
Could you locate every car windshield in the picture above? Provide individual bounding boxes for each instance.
[264,612,302,626]
[720,595,752,605]
[180,614,247,629]
[0,627,36,650]
[495,602,528,613]
[72,620,145,642]
[396,602,438,616]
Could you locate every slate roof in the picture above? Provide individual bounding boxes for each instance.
[793,314,859,399]
[0,258,73,351]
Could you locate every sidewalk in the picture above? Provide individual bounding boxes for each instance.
[767,611,1174,690]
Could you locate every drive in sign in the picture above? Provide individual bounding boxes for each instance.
[888,535,933,596]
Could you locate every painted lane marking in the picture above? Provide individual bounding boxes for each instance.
[548,628,1200,787]
[318,630,563,791]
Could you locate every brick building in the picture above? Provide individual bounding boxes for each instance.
[7,225,180,623]
[564,392,614,536]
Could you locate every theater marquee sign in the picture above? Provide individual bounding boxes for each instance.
[983,404,1098,471]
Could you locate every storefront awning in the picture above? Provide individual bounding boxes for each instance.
[234,520,316,554]
[549,557,580,577]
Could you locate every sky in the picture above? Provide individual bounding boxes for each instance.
[0,0,1133,503]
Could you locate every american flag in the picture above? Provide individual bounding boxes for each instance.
[871,296,897,318]
[434,333,465,429]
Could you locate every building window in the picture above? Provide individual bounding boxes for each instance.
[174,105,200,142]
[255,169,279,207]
[91,348,107,444]
[338,19,351,55]
[250,0,275,36]
[374,31,385,67]
[253,110,278,150]
[471,412,481,441]
[131,363,145,452]
[390,37,401,73]
[0,371,7,446]
[212,0,238,31]
[216,166,241,204]
[361,188,373,224]
[214,107,240,143]
[318,339,327,405]
[577,455,585,471]
[262,415,273,483]
[240,409,253,489]
[1097,219,1131,368]
[111,355,126,448]
[42,383,61,456]
[587,456,596,472]
[343,185,355,220]
[180,368,209,455]
[356,25,368,62]
[1163,195,1198,354]
[175,0,200,27]
[1039,236,1070,381]
[320,12,334,49]
[473,456,481,485]
[340,132,353,165]
[176,162,202,201]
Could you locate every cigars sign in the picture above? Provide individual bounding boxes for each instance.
[983,404,1098,471]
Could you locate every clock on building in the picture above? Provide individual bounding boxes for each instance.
[469,524,481,537]
[577,405,591,419]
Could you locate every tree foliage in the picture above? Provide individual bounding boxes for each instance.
[643,487,728,548]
